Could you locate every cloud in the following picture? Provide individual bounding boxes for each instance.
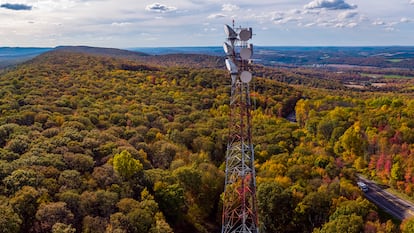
[334,22,357,28]
[411,0,414,4]
[338,11,358,20]
[222,4,239,12]
[0,3,32,11]
[207,13,226,19]
[289,9,302,15]
[305,0,357,10]
[111,22,132,27]
[334,22,358,28]
[372,20,385,26]
[269,10,303,25]
[270,12,284,21]
[400,17,412,23]
[145,3,177,13]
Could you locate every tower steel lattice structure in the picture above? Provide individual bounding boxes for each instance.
[221,23,259,233]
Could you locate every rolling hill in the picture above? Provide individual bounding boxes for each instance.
[0,47,413,233]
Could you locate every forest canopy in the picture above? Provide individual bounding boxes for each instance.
[0,49,413,233]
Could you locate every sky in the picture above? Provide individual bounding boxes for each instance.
[0,0,414,48]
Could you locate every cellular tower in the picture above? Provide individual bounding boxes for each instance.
[221,23,259,233]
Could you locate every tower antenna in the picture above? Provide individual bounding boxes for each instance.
[221,24,259,233]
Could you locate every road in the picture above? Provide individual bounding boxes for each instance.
[358,176,414,220]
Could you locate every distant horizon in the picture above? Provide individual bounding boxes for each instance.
[3,44,414,50]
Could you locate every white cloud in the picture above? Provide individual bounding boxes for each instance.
[347,22,358,28]
[269,10,304,25]
[304,22,316,27]
[111,22,132,27]
[372,20,385,26]
[305,0,357,10]
[338,11,358,20]
[222,4,239,12]
[203,27,217,32]
[145,3,177,13]
[334,21,357,28]
[410,0,414,4]
[207,13,226,19]
[289,9,302,15]
[270,12,284,22]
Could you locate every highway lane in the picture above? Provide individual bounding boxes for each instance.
[358,176,414,220]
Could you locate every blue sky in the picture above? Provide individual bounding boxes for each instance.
[0,0,413,48]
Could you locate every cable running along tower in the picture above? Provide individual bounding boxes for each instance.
[221,23,259,233]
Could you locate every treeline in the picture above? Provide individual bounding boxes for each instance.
[0,50,412,233]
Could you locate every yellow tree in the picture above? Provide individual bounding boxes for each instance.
[113,150,143,181]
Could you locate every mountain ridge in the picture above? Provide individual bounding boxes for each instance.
[3,45,414,69]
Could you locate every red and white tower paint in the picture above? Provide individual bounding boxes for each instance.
[221,23,259,233]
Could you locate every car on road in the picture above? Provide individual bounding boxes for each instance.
[357,181,369,192]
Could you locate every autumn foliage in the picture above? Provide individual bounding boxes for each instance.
[0,49,412,232]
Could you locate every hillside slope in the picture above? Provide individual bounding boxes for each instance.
[0,50,298,233]
[0,50,411,233]
[55,46,224,69]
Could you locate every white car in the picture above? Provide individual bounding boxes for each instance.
[357,181,369,192]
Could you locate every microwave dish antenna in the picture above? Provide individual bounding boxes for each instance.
[240,71,252,83]
[223,42,233,56]
[239,28,252,41]
[240,47,252,60]
[224,24,238,40]
[225,59,238,74]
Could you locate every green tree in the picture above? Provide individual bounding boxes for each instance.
[107,212,128,233]
[63,153,94,173]
[9,186,40,232]
[154,182,185,223]
[5,135,30,154]
[52,223,76,233]
[391,161,403,181]
[330,198,374,221]
[116,198,140,214]
[113,150,143,180]
[58,170,82,191]
[119,189,160,233]
[0,148,19,161]
[149,212,174,233]
[317,117,336,142]
[172,166,202,194]
[127,208,154,233]
[315,214,363,233]
[4,169,40,193]
[401,217,414,233]
[257,181,294,233]
[335,121,368,163]
[295,191,332,231]
[0,204,22,233]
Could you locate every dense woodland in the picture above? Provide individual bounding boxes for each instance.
[0,49,414,233]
